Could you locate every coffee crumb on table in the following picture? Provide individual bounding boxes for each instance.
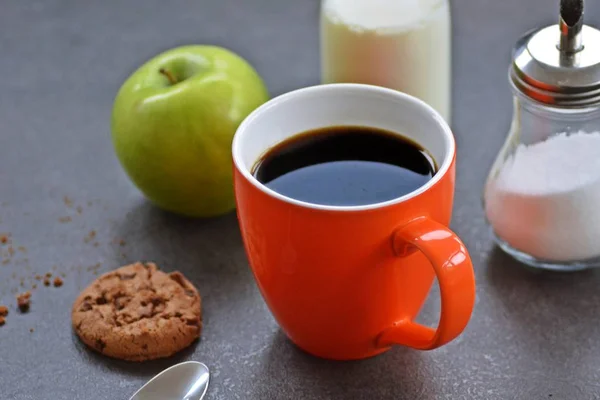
[58,216,72,223]
[29,328,34,333]
[86,263,102,274]
[84,230,97,243]
[0,305,8,317]
[0,234,9,244]
[63,196,73,208]
[0,316,5,326]
[53,277,63,287]
[17,291,31,312]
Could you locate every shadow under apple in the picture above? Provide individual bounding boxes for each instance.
[109,198,253,302]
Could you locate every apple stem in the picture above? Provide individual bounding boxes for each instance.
[159,68,178,85]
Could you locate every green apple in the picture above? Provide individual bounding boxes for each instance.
[111,45,269,217]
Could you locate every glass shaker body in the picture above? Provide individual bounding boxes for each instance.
[320,0,452,123]
[483,86,600,271]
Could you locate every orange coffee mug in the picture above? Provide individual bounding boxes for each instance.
[232,83,476,360]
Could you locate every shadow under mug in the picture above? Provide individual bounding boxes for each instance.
[232,83,476,360]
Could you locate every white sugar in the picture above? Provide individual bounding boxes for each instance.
[494,131,600,194]
[485,131,600,261]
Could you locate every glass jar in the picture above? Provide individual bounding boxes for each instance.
[319,0,452,123]
[483,5,600,271]
[484,91,600,270]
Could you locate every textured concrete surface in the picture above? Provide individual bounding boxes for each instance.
[2,0,600,399]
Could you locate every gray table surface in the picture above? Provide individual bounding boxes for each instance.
[2,0,600,399]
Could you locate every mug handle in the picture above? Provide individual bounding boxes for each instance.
[377,217,476,350]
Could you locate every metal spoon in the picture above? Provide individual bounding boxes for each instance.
[129,361,210,400]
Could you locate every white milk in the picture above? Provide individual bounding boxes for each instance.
[320,0,452,122]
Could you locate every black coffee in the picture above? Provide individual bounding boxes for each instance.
[252,126,436,206]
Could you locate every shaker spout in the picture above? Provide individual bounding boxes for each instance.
[559,0,584,53]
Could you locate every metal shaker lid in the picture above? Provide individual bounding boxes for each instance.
[510,0,600,107]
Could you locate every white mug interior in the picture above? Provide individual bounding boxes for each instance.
[232,83,455,211]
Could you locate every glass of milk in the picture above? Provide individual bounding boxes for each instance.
[320,0,452,123]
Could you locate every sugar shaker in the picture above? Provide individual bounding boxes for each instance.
[483,0,600,271]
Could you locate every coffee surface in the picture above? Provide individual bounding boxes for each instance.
[253,126,436,206]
